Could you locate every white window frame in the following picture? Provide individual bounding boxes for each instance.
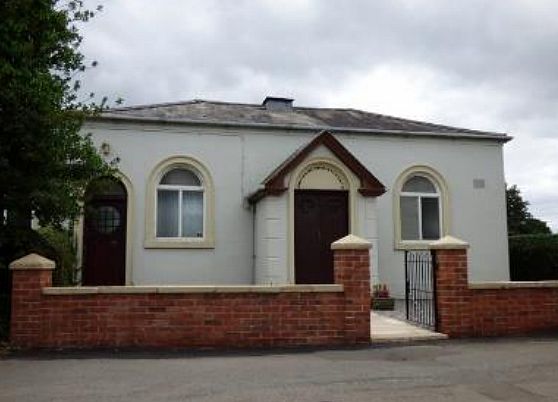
[155,179,206,239]
[400,184,442,241]
[393,165,450,250]
[144,156,215,249]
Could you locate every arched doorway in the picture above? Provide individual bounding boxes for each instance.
[83,177,127,286]
[294,162,350,284]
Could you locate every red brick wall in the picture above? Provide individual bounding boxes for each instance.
[435,248,558,337]
[10,248,371,349]
[10,270,53,346]
[334,249,371,344]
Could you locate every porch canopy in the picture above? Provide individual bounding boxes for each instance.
[248,130,386,204]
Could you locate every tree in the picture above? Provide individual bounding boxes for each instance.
[0,0,113,267]
[506,184,551,235]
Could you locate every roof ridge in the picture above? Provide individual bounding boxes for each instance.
[109,99,202,112]
[112,99,357,112]
[193,99,263,107]
[110,99,268,112]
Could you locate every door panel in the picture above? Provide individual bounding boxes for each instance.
[294,190,349,284]
[83,181,127,286]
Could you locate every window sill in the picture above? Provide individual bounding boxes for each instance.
[394,240,436,250]
[144,238,215,249]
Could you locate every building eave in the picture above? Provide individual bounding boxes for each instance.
[87,114,513,143]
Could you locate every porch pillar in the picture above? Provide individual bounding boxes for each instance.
[430,235,473,337]
[9,253,54,347]
[332,234,371,344]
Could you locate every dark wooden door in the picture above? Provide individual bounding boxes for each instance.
[294,190,349,284]
[83,180,127,286]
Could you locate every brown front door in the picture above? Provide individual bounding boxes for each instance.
[294,190,349,284]
[83,178,127,286]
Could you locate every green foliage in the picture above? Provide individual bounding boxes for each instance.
[0,0,115,268]
[36,226,77,286]
[0,1,114,338]
[509,234,558,281]
[506,185,551,235]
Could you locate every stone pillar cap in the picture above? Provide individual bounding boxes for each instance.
[429,235,469,250]
[9,253,55,270]
[331,234,372,250]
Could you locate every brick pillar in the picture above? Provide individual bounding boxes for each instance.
[9,253,54,347]
[430,236,473,337]
[332,234,371,345]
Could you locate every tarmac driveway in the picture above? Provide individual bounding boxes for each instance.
[2,337,558,402]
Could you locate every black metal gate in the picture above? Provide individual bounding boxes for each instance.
[405,250,437,330]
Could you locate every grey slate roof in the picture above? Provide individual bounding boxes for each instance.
[99,99,510,140]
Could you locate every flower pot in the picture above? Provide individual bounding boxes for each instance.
[372,297,395,310]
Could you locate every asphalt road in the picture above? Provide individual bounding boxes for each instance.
[2,337,558,401]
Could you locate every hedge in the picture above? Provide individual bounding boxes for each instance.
[509,234,558,281]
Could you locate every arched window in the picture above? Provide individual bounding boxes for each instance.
[156,168,204,238]
[145,156,215,249]
[400,175,441,241]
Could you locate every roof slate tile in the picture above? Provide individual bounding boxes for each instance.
[99,99,508,139]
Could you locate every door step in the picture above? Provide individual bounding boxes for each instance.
[371,312,448,344]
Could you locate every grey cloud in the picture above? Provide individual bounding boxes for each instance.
[80,1,558,109]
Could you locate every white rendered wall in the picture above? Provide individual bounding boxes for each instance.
[84,121,509,295]
[85,122,253,285]
[344,135,510,298]
[242,130,509,298]
[254,195,288,285]
[360,197,380,286]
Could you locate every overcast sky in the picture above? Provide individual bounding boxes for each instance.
[79,0,558,231]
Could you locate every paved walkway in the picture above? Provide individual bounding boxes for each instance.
[371,312,448,343]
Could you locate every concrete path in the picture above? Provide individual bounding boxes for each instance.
[3,337,558,401]
[371,312,448,343]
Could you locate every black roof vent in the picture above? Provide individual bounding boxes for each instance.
[263,96,294,112]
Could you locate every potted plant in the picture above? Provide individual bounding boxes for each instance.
[372,283,395,310]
